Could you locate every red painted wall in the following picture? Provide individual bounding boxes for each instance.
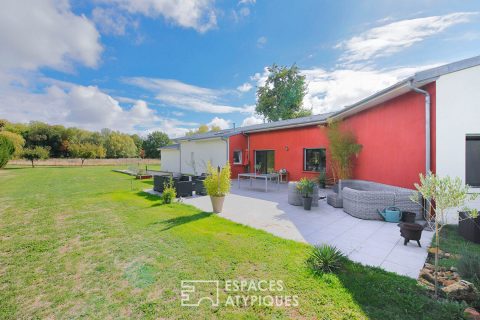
[229,134,248,178]
[228,83,436,189]
[343,83,436,189]
[229,126,331,181]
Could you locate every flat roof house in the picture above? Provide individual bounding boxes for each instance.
[160,56,480,190]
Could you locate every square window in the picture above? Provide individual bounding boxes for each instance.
[233,150,242,164]
[304,148,326,172]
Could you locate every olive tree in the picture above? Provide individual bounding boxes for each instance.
[69,143,106,166]
[21,146,50,168]
[411,172,478,298]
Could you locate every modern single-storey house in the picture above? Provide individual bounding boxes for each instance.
[160,56,480,190]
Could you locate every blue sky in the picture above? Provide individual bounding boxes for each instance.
[0,0,479,137]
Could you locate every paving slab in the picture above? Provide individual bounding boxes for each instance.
[177,179,434,279]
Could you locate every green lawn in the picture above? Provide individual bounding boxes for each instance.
[0,166,465,319]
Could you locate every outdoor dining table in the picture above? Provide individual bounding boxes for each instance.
[237,173,280,192]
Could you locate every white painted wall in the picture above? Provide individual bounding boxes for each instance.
[180,138,228,175]
[436,64,480,217]
[160,149,180,173]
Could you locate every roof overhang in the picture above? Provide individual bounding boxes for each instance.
[243,120,328,134]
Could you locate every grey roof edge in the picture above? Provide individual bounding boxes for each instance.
[414,55,480,82]
[174,55,480,141]
[175,112,334,141]
[332,54,480,119]
[158,143,180,150]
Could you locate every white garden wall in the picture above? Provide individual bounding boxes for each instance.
[160,149,180,173]
[436,64,480,193]
[179,138,228,175]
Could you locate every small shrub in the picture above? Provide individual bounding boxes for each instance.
[458,249,480,286]
[296,177,315,198]
[307,244,345,274]
[161,178,176,204]
[204,162,231,197]
[0,135,14,168]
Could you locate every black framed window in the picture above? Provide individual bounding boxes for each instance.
[304,148,326,172]
[233,150,242,164]
[466,135,480,187]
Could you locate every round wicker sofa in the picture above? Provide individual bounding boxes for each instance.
[330,180,422,220]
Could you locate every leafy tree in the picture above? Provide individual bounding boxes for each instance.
[104,132,138,158]
[0,131,25,158]
[186,124,209,136]
[327,120,362,181]
[210,125,222,132]
[255,64,310,122]
[143,131,170,158]
[130,134,144,157]
[69,143,106,166]
[0,135,15,168]
[186,124,223,136]
[21,146,49,168]
[23,122,65,157]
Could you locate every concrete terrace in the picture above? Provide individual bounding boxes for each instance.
[182,179,434,279]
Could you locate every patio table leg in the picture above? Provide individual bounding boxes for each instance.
[265,177,268,192]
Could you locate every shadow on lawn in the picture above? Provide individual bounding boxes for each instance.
[331,262,463,319]
[152,211,213,231]
[136,191,160,201]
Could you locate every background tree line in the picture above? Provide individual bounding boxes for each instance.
[0,119,171,167]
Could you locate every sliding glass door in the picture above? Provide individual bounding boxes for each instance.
[255,150,275,174]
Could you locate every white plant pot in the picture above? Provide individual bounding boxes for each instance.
[210,196,225,213]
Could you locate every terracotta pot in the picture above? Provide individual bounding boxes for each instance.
[210,196,225,213]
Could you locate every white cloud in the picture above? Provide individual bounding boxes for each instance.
[124,77,251,114]
[101,0,217,33]
[337,12,478,63]
[208,117,231,129]
[250,67,269,87]
[237,82,253,93]
[238,0,255,4]
[92,7,135,36]
[0,76,194,137]
[302,64,440,114]
[248,62,441,116]
[241,115,263,127]
[0,0,102,72]
[257,36,268,48]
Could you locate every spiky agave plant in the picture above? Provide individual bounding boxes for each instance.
[307,244,346,274]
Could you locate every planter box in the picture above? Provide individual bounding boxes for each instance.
[459,211,480,244]
[136,174,152,180]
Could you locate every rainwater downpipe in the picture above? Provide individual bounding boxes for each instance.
[409,80,431,174]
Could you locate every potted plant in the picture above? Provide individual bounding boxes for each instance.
[204,162,231,213]
[255,163,262,174]
[458,209,480,244]
[317,169,327,189]
[297,178,315,210]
